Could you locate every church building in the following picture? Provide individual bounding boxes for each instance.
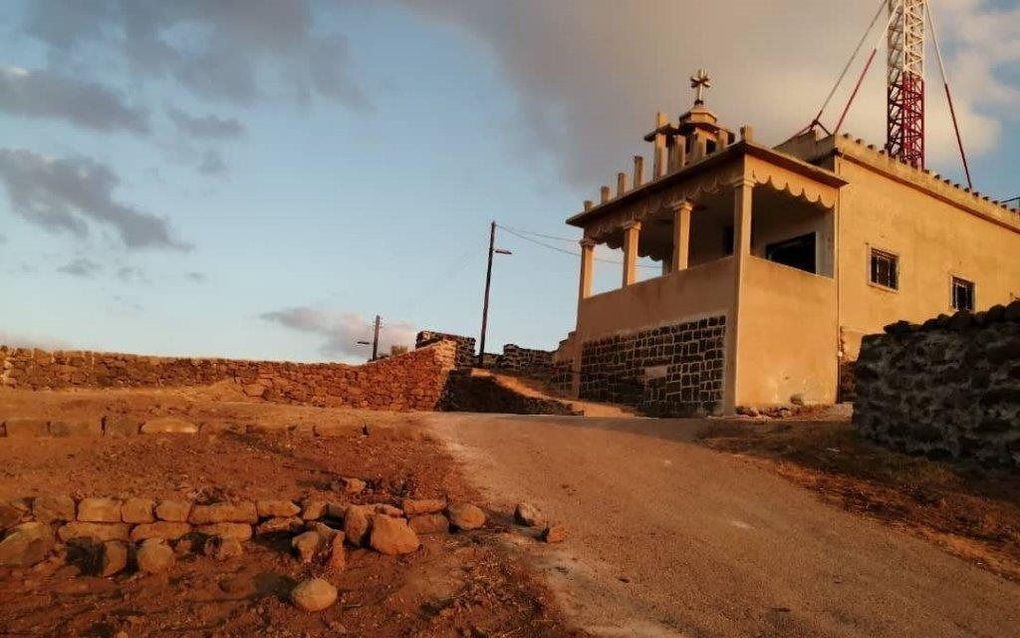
[555,73,1020,415]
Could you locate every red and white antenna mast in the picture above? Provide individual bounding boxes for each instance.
[886,0,926,169]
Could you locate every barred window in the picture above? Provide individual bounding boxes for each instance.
[870,248,898,290]
[952,277,975,311]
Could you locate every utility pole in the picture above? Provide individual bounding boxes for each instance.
[478,221,512,366]
[371,314,381,361]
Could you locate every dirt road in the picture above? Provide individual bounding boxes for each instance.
[425,413,1020,638]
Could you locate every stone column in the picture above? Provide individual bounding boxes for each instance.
[653,112,668,179]
[578,238,595,302]
[622,221,641,287]
[723,177,755,414]
[633,156,644,188]
[616,172,628,197]
[670,201,693,272]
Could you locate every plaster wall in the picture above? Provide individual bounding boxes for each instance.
[836,157,1020,358]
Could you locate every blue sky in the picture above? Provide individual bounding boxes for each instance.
[1,0,1018,362]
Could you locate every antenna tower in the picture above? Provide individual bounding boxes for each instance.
[886,0,926,168]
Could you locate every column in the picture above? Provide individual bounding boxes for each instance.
[670,201,693,272]
[633,156,644,188]
[653,112,668,178]
[622,221,641,287]
[723,177,754,414]
[578,238,595,302]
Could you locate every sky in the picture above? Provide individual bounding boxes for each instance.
[1,0,1018,362]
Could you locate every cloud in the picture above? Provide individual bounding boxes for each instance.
[166,106,245,139]
[399,0,1019,186]
[197,150,228,177]
[57,257,102,278]
[0,330,71,350]
[21,0,371,110]
[0,66,150,134]
[0,148,189,251]
[261,307,416,359]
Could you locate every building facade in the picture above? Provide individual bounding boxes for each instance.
[555,92,1020,416]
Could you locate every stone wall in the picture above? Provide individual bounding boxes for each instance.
[853,301,1020,466]
[579,315,727,416]
[0,341,456,412]
[415,331,475,369]
[495,344,555,378]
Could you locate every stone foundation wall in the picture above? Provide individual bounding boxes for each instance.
[853,302,1020,466]
[494,344,555,378]
[415,331,475,369]
[579,315,727,416]
[0,341,456,412]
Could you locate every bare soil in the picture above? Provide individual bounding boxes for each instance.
[697,418,1020,582]
[0,387,586,638]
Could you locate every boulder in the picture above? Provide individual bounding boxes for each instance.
[255,517,304,535]
[189,502,258,525]
[155,500,192,522]
[408,514,449,536]
[195,523,252,541]
[514,503,543,527]
[402,498,446,516]
[204,536,243,561]
[447,503,486,531]
[291,578,337,612]
[140,417,198,434]
[369,515,419,555]
[0,522,54,567]
[343,505,373,547]
[136,539,175,573]
[542,524,568,544]
[58,522,130,543]
[32,495,76,523]
[99,540,128,577]
[78,498,122,523]
[122,498,156,524]
[130,522,192,542]
[256,500,300,518]
[292,531,322,563]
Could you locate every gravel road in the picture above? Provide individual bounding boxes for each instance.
[426,413,1020,638]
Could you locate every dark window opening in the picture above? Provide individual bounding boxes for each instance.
[870,248,899,290]
[706,139,717,154]
[765,233,817,274]
[952,277,975,311]
[723,225,734,256]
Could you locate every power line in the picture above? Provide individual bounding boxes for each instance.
[498,224,661,270]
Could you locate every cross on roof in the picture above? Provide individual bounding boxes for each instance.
[690,69,712,105]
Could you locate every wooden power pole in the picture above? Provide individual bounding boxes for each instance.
[371,314,381,361]
[478,221,496,366]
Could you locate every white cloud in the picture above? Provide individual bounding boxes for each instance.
[260,307,417,359]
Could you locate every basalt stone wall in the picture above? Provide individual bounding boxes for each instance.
[579,315,727,416]
[0,341,456,412]
[853,302,1020,466]
[495,344,555,378]
[415,331,475,369]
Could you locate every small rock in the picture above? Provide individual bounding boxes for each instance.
[325,502,349,519]
[402,498,446,516]
[204,536,243,561]
[0,522,54,567]
[325,534,346,572]
[78,498,122,523]
[189,502,257,525]
[308,522,342,544]
[140,417,198,434]
[300,498,329,521]
[130,522,192,542]
[99,540,128,577]
[256,517,304,535]
[291,578,337,612]
[135,539,175,573]
[343,505,372,547]
[373,504,403,518]
[339,477,366,495]
[194,523,252,541]
[122,498,155,524]
[514,503,543,527]
[256,500,300,518]
[447,503,486,531]
[369,515,419,555]
[408,514,450,536]
[155,500,192,522]
[32,495,76,523]
[292,531,322,563]
[542,524,568,544]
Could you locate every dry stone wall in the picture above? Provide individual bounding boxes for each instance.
[579,315,727,416]
[0,341,456,412]
[495,345,555,378]
[415,331,475,369]
[853,301,1020,466]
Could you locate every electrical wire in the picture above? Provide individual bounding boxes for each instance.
[498,224,662,269]
[926,1,973,190]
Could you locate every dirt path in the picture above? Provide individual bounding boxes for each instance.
[425,413,1020,638]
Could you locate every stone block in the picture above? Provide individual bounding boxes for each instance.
[49,420,102,437]
[33,495,76,523]
[130,522,193,542]
[195,523,252,541]
[155,500,192,522]
[78,498,122,523]
[122,497,155,523]
[256,499,300,518]
[189,502,258,524]
[402,498,445,516]
[57,522,130,542]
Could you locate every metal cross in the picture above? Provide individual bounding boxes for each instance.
[690,69,712,104]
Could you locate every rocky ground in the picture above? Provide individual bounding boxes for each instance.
[0,386,584,638]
